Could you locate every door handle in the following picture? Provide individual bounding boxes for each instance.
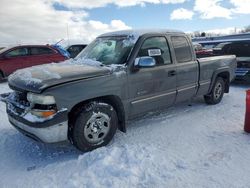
[168,70,176,77]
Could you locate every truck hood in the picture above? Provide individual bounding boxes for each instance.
[8,60,111,93]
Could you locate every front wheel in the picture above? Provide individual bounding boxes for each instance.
[72,102,118,152]
[204,77,225,105]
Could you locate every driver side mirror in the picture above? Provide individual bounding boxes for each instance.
[134,56,156,68]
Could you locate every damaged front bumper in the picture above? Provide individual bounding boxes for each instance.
[0,92,69,143]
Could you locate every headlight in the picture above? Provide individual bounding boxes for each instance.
[27,93,56,105]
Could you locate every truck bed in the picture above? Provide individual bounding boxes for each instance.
[196,55,237,96]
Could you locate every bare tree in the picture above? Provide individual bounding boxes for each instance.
[201,32,206,37]
[194,31,201,37]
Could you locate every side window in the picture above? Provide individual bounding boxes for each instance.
[6,48,28,57]
[30,47,54,55]
[171,36,192,63]
[222,44,230,54]
[68,46,84,55]
[138,37,172,65]
[227,42,250,57]
[241,42,250,57]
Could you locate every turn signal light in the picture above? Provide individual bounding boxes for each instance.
[31,110,56,118]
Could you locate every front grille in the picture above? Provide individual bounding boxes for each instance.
[12,91,29,106]
[7,91,30,116]
[18,93,29,106]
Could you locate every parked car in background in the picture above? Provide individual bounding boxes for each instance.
[66,44,87,58]
[193,42,203,51]
[212,39,250,81]
[0,47,5,51]
[195,48,214,58]
[193,42,214,58]
[0,45,69,80]
[197,40,221,50]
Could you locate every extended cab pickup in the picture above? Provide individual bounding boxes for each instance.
[0,29,236,151]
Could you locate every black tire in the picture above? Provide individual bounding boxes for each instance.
[72,101,118,152]
[0,72,4,82]
[204,77,225,105]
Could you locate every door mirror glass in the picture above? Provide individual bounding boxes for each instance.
[135,56,156,68]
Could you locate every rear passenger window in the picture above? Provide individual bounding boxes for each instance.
[171,36,192,63]
[6,48,28,57]
[138,37,172,65]
[30,47,54,55]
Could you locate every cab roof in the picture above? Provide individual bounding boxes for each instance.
[99,29,184,38]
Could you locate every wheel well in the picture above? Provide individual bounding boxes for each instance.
[68,95,126,135]
[217,72,230,93]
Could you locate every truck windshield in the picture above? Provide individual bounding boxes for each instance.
[77,36,135,65]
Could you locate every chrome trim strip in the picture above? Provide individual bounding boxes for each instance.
[131,91,176,105]
[200,81,211,86]
[178,85,196,92]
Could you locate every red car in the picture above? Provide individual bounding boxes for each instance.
[195,49,214,58]
[0,45,68,80]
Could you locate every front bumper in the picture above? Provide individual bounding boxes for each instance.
[1,92,69,143]
[9,116,68,143]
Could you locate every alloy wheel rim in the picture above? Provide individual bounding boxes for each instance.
[214,82,222,100]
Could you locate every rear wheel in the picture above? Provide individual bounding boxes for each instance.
[204,77,225,105]
[72,101,118,152]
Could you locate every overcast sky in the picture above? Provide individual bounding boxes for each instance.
[0,0,250,46]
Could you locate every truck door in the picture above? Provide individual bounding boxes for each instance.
[128,36,177,117]
[170,36,199,103]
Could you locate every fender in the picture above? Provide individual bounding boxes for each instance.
[67,94,127,134]
[208,67,230,94]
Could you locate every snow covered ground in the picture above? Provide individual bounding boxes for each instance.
[0,82,250,188]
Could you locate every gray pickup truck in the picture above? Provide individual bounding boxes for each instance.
[1,29,236,151]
